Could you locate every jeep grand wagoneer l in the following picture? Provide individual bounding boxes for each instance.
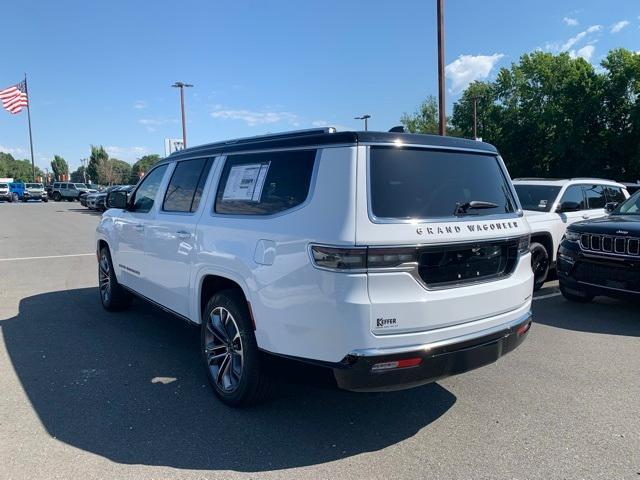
[97,128,533,406]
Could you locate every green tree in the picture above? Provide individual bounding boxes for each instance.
[87,145,109,183]
[70,166,86,183]
[400,96,440,134]
[110,158,132,185]
[130,154,161,184]
[51,155,69,181]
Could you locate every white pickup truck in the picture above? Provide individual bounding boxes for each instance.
[513,178,629,289]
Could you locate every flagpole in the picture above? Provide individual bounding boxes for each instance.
[24,73,36,182]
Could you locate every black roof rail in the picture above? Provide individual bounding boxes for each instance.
[222,127,336,145]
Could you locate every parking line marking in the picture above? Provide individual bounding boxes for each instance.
[0,253,95,262]
[533,291,563,301]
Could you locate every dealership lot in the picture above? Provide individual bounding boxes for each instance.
[0,201,638,480]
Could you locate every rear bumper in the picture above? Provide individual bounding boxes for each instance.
[333,311,532,392]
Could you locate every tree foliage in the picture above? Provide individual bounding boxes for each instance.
[445,48,640,180]
[130,154,161,184]
[70,166,86,183]
[51,155,69,181]
[87,145,109,183]
[0,152,43,181]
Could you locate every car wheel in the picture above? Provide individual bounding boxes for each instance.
[530,242,549,291]
[559,283,594,303]
[53,192,61,201]
[98,246,132,311]
[42,198,48,202]
[202,289,274,407]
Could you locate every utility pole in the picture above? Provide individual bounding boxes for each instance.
[437,0,446,136]
[471,96,479,140]
[80,158,87,183]
[354,114,371,131]
[171,81,193,148]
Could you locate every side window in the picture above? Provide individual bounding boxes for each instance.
[583,184,606,209]
[130,164,169,213]
[215,150,316,215]
[61,183,68,189]
[162,158,213,213]
[559,185,585,209]
[605,186,626,204]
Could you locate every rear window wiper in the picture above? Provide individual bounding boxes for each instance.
[454,200,499,216]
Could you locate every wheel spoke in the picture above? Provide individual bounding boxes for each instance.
[216,353,231,387]
[204,306,244,393]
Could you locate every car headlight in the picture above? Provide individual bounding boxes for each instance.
[518,235,530,255]
[564,230,580,242]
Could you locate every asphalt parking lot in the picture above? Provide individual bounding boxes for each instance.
[0,201,638,480]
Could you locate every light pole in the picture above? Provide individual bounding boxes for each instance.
[354,114,371,131]
[437,0,446,136]
[80,158,88,183]
[471,96,479,140]
[171,81,193,148]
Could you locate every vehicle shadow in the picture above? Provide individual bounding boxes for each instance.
[66,208,103,215]
[534,295,640,337]
[1,288,456,472]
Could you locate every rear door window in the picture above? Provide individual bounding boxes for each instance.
[215,150,316,215]
[559,185,585,209]
[583,184,606,209]
[162,158,213,213]
[369,147,516,219]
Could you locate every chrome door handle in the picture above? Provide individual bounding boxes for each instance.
[581,215,589,219]
[134,224,144,231]
[176,230,192,239]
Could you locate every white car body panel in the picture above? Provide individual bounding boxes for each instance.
[97,140,533,365]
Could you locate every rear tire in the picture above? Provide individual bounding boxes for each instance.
[530,242,550,291]
[98,246,132,311]
[201,289,273,407]
[53,192,61,201]
[559,283,594,303]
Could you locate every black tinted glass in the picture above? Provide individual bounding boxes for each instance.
[163,158,212,213]
[514,185,561,212]
[605,186,626,204]
[583,184,606,209]
[560,186,585,208]
[370,147,516,219]
[131,164,168,213]
[215,150,316,215]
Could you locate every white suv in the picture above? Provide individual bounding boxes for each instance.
[513,178,629,289]
[97,129,534,406]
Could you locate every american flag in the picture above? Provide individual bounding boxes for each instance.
[0,81,28,114]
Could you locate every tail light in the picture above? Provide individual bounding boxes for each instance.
[310,245,417,272]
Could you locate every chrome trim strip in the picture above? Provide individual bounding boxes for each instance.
[577,280,639,295]
[348,311,532,357]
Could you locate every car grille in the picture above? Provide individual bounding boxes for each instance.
[574,261,640,292]
[417,238,519,288]
[580,233,640,257]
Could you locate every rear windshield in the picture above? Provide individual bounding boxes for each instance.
[514,184,561,212]
[369,147,516,219]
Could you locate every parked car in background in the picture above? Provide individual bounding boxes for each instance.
[97,185,133,211]
[0,182,17,202]
[513,178,629,289]
[558,189,640,302]
[22,183,48,202]
[50,182,97,201]
[97,128,533,406]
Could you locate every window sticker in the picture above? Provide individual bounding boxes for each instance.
[222,162,270,202]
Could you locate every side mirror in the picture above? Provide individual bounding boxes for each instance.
[605,202,618,213]
[557,201,581,213]
[107,190,129,210]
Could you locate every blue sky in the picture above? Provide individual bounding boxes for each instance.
[1,0,639,171]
